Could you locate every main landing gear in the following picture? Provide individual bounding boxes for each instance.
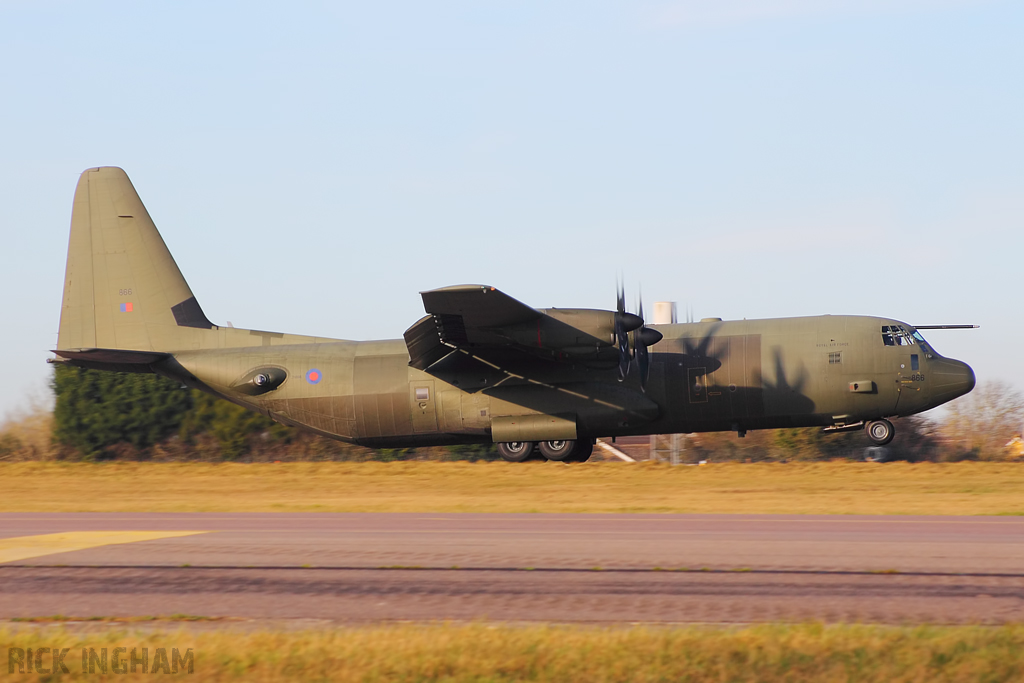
[497,440,594,463]
[865,419,895,446]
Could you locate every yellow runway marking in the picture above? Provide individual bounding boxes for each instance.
[0,531,210,564]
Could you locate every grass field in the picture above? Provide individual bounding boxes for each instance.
[1,461,1023,515]
[3,622,1023,682]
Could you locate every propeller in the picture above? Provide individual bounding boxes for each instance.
[614,284,662,390]
[615,284,642,381]
[631,297,664,392]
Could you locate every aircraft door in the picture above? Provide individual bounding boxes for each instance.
[410,380,438,433]
[894,351,922,411]
[883,325,921,413]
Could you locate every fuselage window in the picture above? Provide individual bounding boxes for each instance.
[911,354,919,371]
[881,325,916,346]
[828,352,842,364]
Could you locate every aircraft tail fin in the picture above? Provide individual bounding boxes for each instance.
[57,167,215,353]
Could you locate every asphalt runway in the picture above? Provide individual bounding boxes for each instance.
[1,513,1022,624]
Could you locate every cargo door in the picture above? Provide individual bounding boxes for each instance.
[894,351,922,411]
[410,380,438,433]
[883,325,917,413]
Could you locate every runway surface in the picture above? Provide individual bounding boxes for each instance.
[1,513,1022,624]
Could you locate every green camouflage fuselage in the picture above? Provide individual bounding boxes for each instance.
[53,167,975,446]
[148,314,970,448]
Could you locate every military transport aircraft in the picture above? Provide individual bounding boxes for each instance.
[51,167,977,462]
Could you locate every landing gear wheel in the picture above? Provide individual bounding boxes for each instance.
[539,440,577,462]
[497,441,535,462]
[865,419,895,446]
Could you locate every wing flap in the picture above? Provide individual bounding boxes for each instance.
[403,315,453,370]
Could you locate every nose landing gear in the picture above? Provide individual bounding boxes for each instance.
[865,419,895,446]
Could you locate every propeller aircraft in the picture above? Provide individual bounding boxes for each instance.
[51,168,977,462]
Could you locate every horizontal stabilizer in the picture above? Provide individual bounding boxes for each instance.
[50,347,170,373]
[53,348,170,364]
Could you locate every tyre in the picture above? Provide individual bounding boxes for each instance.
[865,419,895,446]
[539,440,577,462]
[497,441,535,462]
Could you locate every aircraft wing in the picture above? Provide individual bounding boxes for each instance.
[404,285,617,372]
[421,285,541,329]
[403,285,538,369]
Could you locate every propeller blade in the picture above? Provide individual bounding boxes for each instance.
[636,334,649,389]
[616,321,630,380]
[618,339,630,379]
[633,297,663,393]
[615,284,632,380]
[634,298,647,388]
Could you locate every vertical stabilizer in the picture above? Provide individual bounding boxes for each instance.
[57,167,214,352]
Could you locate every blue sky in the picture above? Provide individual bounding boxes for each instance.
[1,0,1021,419]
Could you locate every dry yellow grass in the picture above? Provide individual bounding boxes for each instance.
[1,461,1023,514]
[0,406,55,461]
[2,622,1023,682]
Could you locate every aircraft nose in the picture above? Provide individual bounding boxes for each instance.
[929,358,976,403]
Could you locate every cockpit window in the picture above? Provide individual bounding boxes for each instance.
[913,330,936,358]
[881,325,916,346]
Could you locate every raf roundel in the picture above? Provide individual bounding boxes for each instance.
[306,369,322,385]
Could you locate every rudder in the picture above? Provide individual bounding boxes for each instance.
[57,167,214,353]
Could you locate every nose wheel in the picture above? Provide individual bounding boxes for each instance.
[865,419,895,446]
